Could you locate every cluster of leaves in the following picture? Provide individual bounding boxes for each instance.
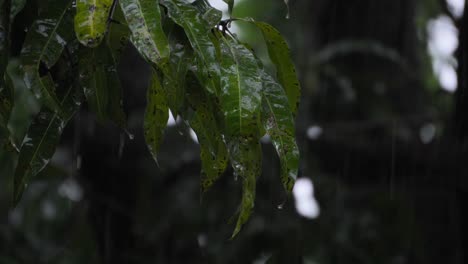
[0,0,300,237]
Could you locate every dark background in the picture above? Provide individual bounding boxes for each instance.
[1,0,467,263]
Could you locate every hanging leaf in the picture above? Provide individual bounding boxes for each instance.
[185,73,228,193]
[219,36,262,138]
[119,0,170,64]
[222,0,234,16]
[161,44,190,116]
[144,68,169,162]
[20,0,74,113]
[260,69,299,193]
[106,4,130,65]
[79,43,125,126]
[74,0,114,47]
[218,35,263,237]
[253,22,301,116]
[192,0,222,28]
[104,5,129,126]
[163,0,220,95]
[13,84,81,205]
[230,138,261,238]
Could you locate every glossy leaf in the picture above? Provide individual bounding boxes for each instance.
[186,73,228,193]
[219,36,262,138]
[192,0,222,28]
[144,68,169,162]
[74,0,113,47]
[254,22,301,116]
[20,0,74,113]
[230,138,261,238]
[119,0,170,64]
[163,0,220,95]
[218,36,263,237]
[260,70,299,193]
[161,45,190,116]
[13,84,80,204]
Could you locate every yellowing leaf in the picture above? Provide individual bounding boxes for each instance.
[74,0,114,47]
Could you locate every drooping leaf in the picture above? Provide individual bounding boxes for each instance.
[161,44,190,117]
[20,0,74,112]
[144,68,169,162]
[219,36,262,138]
[119,0,170,64]
[185,73,228,193]
[192,0,222,28]
[253,22,301,116]
[218,35,263,237]
[79,43,125,126]
[107,4,130,65]
[222,0,234,16]
[74,0,114,47]
[104,5,129,126]
[229,138,261,238]
[13,84,81,204]
[260,69,299,193]
[163,0,220,95]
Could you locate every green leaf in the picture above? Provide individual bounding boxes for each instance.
[219,36,262,138]
[163,0,220,95]
[222,0,234,16]
[104,5,129,126]
[260,70,299,193]
[254,22,301,116]
[107,4,130,65]
[161,44,190,116]
[144,68,169,162]
[74,0,114,47]
[79,44,125,126]
[13,84,80,205]
[192,0,222,28]
[218,36,263,237]
[20,0,74,112]
[185,73,228,193]
[230,138,261,238]
[119,0,170,64]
